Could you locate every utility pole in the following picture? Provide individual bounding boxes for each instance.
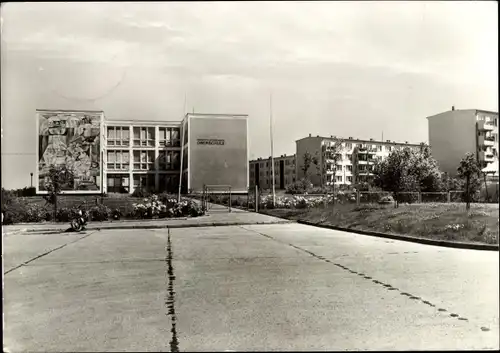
[270,93,276,207]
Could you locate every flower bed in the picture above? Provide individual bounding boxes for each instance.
[259,192,357,210]
[1,194,204,224]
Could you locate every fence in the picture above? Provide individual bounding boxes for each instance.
[251,188,499,211]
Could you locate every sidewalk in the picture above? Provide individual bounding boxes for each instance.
[2,204,292,235]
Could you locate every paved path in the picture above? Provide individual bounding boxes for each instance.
[3,223,499,351]
[2,204,287,235]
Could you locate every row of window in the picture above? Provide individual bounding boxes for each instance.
[107,174,180,193]
[251,160,296,168]
[326,143,420,152]
[326,175,374,183]
[106,150,180,171]
[106,126,181,147]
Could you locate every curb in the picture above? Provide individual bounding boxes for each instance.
[296,220,499,251]
[20,220,294,233]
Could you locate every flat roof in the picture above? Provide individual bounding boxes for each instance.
[426,108,499,120]
[36,109,104,113]
[105,119,182,126]
[295,135,422,146]
[186,113,248,117]
[249,154,296,163]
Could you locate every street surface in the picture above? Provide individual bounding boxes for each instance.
[3,219,499,351]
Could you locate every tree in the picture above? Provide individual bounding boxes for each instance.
[457,152,481,210]
[301,152,319,183]
[43,165,75,219]
[372,146,442,207]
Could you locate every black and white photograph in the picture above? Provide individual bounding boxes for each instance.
[1,1,498,351]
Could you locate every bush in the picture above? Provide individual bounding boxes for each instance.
[56,207,80,222]
[111,209,122,220]
[89,204,111,222]
[378,195,395,204]
[285,179,312,195]
[132,187,151,198]
[2,189,28,224]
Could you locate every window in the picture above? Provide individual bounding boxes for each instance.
[107,127,130,146]
[133,174,155,192]
[133,127,155,147]
[346,176,353,183]
[336,176,343,183]
[345,143,352,150]
[107,151,129,170]
[107,175,129,193]
[346,165,353,172]
[133,150,155,170]
[336,165,342,171]
[159,127,181,147]
[158,151,181,170]
[346,154,352,160]
[159,174,180,193]
[377,145,382,152]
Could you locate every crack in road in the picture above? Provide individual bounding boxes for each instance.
[165,229,180,352]
[4,231,98,275]
[240,226,491,333]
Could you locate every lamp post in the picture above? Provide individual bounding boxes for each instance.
[30,173,33,188]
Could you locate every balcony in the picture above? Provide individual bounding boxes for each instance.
[477,120,495,131]
[479,151,495,162]
[479,135,495,147]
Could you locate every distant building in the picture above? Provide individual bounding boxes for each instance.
[427,107,499,176]
[249,154,296,190]
[295,134,424,187]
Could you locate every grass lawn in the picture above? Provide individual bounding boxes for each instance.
[261,202,499,245]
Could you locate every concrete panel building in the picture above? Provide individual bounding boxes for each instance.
[427,107,499,176]
[249,154,296,190]
[181,113,249,194]
[296,134,424,187]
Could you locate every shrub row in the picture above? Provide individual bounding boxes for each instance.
[1,194,204,225]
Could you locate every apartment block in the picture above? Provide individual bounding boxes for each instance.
[249,154,296,190]
[296,134,423,187]
[427,107,499,176]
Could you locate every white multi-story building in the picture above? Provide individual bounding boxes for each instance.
[427,107,499,176]
[296,134,424,187]
[104,120,182,194]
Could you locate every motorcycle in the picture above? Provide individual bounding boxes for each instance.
[70,209,89,232]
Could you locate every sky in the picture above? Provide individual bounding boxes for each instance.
[1,1,498,189]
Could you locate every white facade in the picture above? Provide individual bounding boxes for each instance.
[296,135,423,187]
[427,108,499,176]
[103,120,182,194]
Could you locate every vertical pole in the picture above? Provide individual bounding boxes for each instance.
[270,93,276,207]
[418,191,422,204]
[30,173,33,188]
[356,190,360,206]
[228,186,232,213]
[447,191,451,203]
[255,185,259,212]
[178,121,185,203]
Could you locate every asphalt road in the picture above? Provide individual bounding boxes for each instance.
[3,223,499,351]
